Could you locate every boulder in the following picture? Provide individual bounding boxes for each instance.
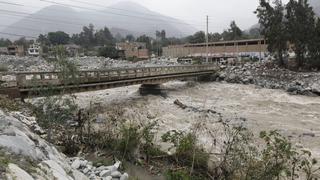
[104,176,113,180]
[100,169,112,177]
[111,171,122,178]
[71,159,81,169]
[6,163,34,180]
[311,83,320,94]
[120,173,129,180]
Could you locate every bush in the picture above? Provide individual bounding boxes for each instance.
[98,46,118,59]
[0,95,19,111]
[162,130,209,173]
[117,124,141,160]
[165,169,191,180]
[0,65,8,72]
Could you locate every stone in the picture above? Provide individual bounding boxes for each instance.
[103,176,113,180]
[71,159,81,169]
[96,165,108,171]
[120,173,129,180]
[311,83,320,94]
[111,171,122,178]
[303,132,316,137]
[80,160,88,167]
[83,168,89,174]
[7,163,34,180]
[42,160,72,180]
[100,169,112,177]
[72,169,89,180]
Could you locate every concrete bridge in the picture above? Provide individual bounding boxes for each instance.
[0,65,218,98]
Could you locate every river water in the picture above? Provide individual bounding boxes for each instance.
[75,81,320,158]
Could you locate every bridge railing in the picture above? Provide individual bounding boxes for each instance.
[0,65,216,88]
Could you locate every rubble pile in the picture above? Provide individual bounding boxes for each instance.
[68,158,129,180]
[217,62,320,96]
[0,55,180,72]
[0,55,53,72]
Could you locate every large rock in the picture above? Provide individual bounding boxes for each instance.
[71,159,81,169]
[120,173,129,180]
[311,83,320,94]
[100,170,112,177]
[6,163,34,180]
[111,171,122,178]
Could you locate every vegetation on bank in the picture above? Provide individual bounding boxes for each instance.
[256,0,320,69]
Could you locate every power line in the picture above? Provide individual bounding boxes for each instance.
[0,24,43,32]
[0,1,206,32]
[39,0,204,27]
[0,9,85,26]
[0,32,37,38]
[0,10,201,36]
[67,0,205,25]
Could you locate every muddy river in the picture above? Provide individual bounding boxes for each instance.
[75,81,320,159]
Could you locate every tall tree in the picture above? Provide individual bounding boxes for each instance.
[79,24,95,48]
[256,0,288,66]
[286,0,316,67]
[38,34,50,46]
[309,18,320,68]
[136,34,152,51]
[187,31,206,43]
[0,38,11,47]
[228,21,243,40]
[48,31,70,45]
[125,34,135,42]
[209,33,222,42]
[95,27,114,46]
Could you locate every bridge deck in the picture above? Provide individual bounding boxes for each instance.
[0,65,217,98]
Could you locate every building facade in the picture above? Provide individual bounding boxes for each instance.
[8,45,24,56]
[162,38,268,60]
[116,42,149,59]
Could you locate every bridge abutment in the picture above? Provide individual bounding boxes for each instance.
[139,84,166,96]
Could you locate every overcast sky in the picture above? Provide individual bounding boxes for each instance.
[0,0,290,33]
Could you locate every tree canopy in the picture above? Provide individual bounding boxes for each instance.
[48,31,70,45]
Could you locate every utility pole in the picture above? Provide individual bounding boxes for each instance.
[206,15,209,64]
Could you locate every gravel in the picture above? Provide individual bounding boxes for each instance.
[0,55,180,72]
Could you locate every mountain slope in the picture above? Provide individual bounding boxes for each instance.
[1,1,197,39]
[310,0,320,16]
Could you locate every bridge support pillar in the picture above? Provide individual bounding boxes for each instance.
[139,84,166,96]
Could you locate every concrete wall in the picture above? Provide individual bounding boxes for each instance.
[163,39,268,58]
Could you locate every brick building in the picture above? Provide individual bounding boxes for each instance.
[116,42,149,59]
[162,38,268,60]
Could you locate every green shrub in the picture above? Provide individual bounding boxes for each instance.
[162,130,209,171]
[117,124,141,160]
[0,95,19,111]
[165,169,191,180]
[0,65,8,72]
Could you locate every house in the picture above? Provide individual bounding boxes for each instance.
[64,44,82,57]
[0,47,8,55]
[116,42,149,60]
[8,45,24,56]
[28,43,41,56]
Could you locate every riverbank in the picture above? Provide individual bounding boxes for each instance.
[217,62,320,96]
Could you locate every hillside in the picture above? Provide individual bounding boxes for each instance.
[310,0,320,15]
[1,1,197,39]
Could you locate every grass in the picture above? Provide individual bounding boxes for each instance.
[0,95,20,112]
